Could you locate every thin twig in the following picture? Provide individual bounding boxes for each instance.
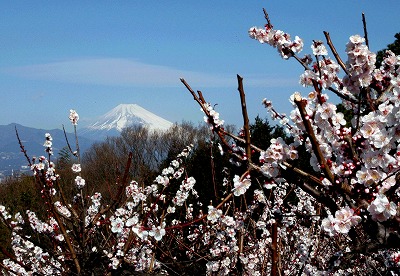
[293,94,335,183]
[263,8,272,27]
[362,13,369,48]
[324,31,350,75]
[62,124,77,157]
[237,74,252,161]
[15,126,32,166]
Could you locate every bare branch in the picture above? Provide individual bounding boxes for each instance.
[237,74,252,161]
[362,13,369,48]
[324,31,350,75]
[15,126,32,167]
[293,94,335,183]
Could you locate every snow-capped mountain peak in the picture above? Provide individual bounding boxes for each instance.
[88,104,173,132]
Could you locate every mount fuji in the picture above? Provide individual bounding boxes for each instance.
[80,104,174,140]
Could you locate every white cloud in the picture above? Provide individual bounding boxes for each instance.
[2,58,297,88]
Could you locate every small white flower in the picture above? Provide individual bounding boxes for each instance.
[367,194,397,222]
[149,226,166,241]
[232,175,251,196]
[69,109,79,125]
[110,217,124,233]
[75,176,85,189]
[71,163,81,173]
[207,206,222,223]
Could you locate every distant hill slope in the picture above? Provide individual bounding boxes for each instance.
[0,123,94,174]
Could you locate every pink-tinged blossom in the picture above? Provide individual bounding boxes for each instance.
[311,40,328,56]
[110,217,124,233]
[132,226,149,240]
[321,215,337,236]
[149,226,166,241]
[334,207,361,234]
[71,163,81,173]
[69,109,79,125]
[367,194,397,222]
[207,206,222,223]
[322,207,361,235]
[54,201,71,218]
[232,175,251,196]
[248,26,303,59]
[74,176,85,189]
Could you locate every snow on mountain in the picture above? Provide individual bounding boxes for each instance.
[86,104,173,133]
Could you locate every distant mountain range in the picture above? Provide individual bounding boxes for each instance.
[0,104,173,177]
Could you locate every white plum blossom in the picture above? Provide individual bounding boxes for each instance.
[334,207,361,234]
[311,40,328,56]
[71,163,81,173]
[367,194,397,222]
[69,109,79,125]
[322,207,361,235]
[54,201,71,218]
[132,225,149,240]
[74,176,86,189]
[149,226,166,241]
[207,206,222,223]
[232,175,251,196]
[110,217,124,233]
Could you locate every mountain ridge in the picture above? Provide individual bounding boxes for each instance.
[80,103,173,140]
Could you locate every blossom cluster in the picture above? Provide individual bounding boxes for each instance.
[249,24,303,59]
[321,206,361,235]
[202,103,225,129]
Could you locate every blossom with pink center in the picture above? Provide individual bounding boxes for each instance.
[110,217,124,233]
[232,175,251,196]
[333,206,361,234]
[367,194,397,222]
[71,163,81,173]
[74,176,85,189]
[322,206,361,235]
[69,109,79,125]
[311,40,328,56]
[149,226,166,241]
[207,206,222,223]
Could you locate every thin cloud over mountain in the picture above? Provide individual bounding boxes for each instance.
[3,58,297,88]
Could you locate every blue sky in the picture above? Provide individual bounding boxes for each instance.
[0,1,399,130]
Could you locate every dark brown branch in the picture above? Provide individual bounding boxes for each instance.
[293,94,335,183]
[62,125,77,157]
[271,222,279,276]
[263,8,272,27]
[15,126,32,167]
[237,75,252,161]
[328,87,356,103]
[362,13,369,48]
[324,31,350,75]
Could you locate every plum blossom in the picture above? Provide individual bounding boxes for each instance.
[311,40,328,56]
[248,25,303,59]
[207,206,222,223]
[69,109,79,125]
[149,226,166,241]
[132,225,149,240]
[334,207,361,234]
[322,207,361,235]
[71,163,81,173]
[110,217,124,233]
[232,175,251,196]
[367,194,397,222]
[202,103,224,129]
[74,176,85,189]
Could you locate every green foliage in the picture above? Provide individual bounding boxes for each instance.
[376,32,400,66]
